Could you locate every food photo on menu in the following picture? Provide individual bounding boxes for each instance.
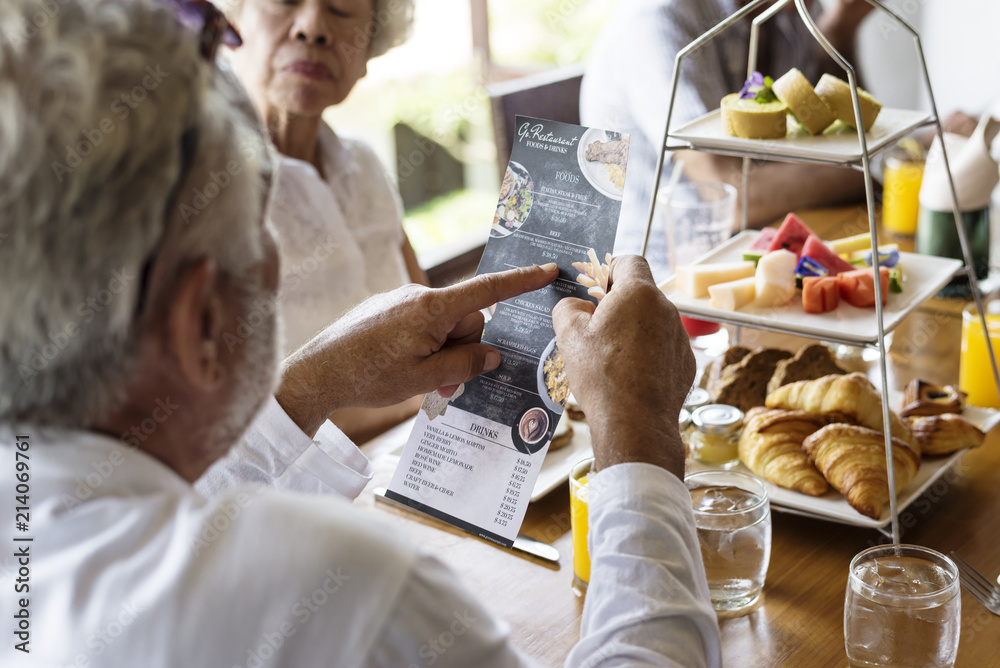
[386,116,630,546]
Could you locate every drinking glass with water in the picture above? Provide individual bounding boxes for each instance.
[685,470,771,618]
[844,544,960,668]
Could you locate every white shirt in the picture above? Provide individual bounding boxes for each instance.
[581,0,822,281]
[0,401,721,667]
[196,396,372,500]
[270,123,409,355]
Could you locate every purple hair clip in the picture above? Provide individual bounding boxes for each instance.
[160,0,242,60]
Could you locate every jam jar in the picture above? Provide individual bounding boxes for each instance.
[689,404,744,467]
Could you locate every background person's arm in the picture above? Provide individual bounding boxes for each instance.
[401,233,430,287]
[678,150,866,230]
[814,0,875,80]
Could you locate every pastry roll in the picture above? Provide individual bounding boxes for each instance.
[803,424,920,520]
[738,407,829,495]
[813,74,882,131]
[771,68,836,135]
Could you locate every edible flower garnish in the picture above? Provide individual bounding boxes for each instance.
[739,72,777,103]
[795,256,829,278]
[863,248,900,268]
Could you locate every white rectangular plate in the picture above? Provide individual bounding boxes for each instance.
[669,107,932,163]
[687,400,1000,530]
[658,230,963,344]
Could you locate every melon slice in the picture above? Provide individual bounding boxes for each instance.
[708,276,756,311]
[755,249,798,308]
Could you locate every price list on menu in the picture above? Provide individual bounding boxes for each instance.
[387,116,630,546]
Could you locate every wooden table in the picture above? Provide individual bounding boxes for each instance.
[356,207,1000,667]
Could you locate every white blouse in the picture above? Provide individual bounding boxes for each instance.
[270,123,409,354]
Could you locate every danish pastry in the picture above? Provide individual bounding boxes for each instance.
[906,413,984,456]
[899,379,966,418]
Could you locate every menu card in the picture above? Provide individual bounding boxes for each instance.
[386,116,630,546]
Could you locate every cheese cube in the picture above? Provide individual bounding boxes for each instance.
[708,276,756,311]
[676,261,756,298]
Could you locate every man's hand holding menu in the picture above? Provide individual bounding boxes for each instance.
[553,255,694,477]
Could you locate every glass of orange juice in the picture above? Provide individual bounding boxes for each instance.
[569,456,594,596]
[959,303,1000,408]
[882,149,924,237]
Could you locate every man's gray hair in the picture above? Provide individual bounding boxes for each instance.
[221,0,415,59]
[0,0,271,426]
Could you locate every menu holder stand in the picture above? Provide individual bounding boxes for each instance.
[642,0,1000,544]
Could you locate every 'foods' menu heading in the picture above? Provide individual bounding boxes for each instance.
[386,116,630,546]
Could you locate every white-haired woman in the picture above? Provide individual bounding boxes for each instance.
[226,0,426,442]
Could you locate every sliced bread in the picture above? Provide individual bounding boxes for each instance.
[702,345,753,394]
[713,347,793,413]
[766,343,848,396]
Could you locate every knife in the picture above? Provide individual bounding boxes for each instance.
[372,487,561,565]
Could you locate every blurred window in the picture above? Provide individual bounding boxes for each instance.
[324,0,618,275]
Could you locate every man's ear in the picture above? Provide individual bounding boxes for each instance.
[166,257,228,392]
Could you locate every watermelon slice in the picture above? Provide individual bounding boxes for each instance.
[766,213,815,258]
[749,227,778,251]
[800,234,856,276]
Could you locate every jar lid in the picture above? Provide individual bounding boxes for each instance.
[684,387,711,411]
[692,404,744,433]
[678,407,691,431]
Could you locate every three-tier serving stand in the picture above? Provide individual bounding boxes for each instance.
[643,0,1000,542]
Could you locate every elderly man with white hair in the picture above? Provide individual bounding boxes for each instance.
[0,0,720,666]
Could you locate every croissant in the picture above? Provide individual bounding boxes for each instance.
[802,424,921,519]
[765,372,914,448]
[738,407,830,495]
[906,414,985,456]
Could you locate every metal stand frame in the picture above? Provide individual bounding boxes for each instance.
[642,0,1000,544]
